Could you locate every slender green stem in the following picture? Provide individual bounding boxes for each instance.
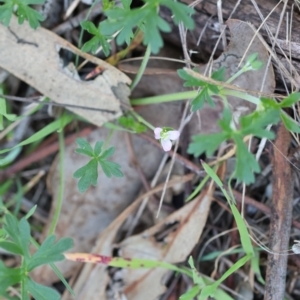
[221,89,260,106]
[130,44,151,91]
[48,130,65,235]
[226,67,247,84]
[131,91,197,105]
[102,128,114,151]
[131,110,155,130]
[131,89,260,107]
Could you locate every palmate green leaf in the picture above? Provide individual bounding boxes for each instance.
[0,261,22,293]
[81,21,111,56]
[74,139,123,192]
[23,277,60,300]
[102,0,194,53]
[27,235,73,271]
[73,159,98,193]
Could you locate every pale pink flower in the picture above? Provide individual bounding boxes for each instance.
[154,127,180,152]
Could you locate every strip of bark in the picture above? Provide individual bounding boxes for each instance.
[265,123,294,300]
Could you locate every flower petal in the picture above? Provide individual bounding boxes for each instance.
[154,127,162,139]
[161,139,172,152]
[167,130,180,140]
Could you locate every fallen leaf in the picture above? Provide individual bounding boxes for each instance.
[0,16,131,126]
[31,129,164,284]
[63,173,195,300]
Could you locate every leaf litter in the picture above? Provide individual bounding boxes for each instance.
[1,2,298,300]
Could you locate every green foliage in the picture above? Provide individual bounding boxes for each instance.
[73,138,123,193]
[80,20,111,56]
[0,88,17,130]
[188,107,282,184]
[178,67,225,111]
[0,0,45,29]
[0,213,73,298]
[98,0,194,54]
[118,115,147,133]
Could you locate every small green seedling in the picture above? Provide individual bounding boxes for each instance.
[0,213,73,299]
[0,0,46,29]
[73,138,123,193]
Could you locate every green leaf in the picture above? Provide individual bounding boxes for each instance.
[80,21,111,56]
[23,277,60,300]
[191,87,214,111]
[251,251,265,284]
[94,141,103,156]
[0,115,73,154]
[279,92,300,107]
[101,0,194,53]
[118,116,147,133]
[3,214,31,259]
[0,2,13,26]
[211,66,225,81]
[188,132,228,157]
[74,140,123,192]
[177,69,206,87]
[73,159,98,193]
[199,254,252,300]
[27,235,73,271]
[0,0,46,29]
[16,2,44,29]
[281,112,300,133]
[180,285,201,300]
[159,0,194,29]
[99,146,114,159]
[0,241,23,255]
[240,109,280,138]
[142,10,170,54]
[74,138,94,157]
[99,160,123,178]
[233,136,260,184]
[0,261,22,293]
[178,68,222,111]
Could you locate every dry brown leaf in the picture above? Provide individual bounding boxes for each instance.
[0,16,131,126]
[68,186,211,300]
[31,129,164,284]
[64,173,195,300]
[115,189,212,300]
